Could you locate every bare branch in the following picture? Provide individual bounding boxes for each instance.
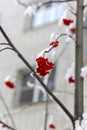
[37,0,76,9]
[83,4,87,9]
[43,33,75,55]
[0,47,13,52]
[44,46,54,54]
[16,0,28,7]
[67,2,76,11]
[83,26,87,29]
[16,0,76,9]
[67,3,77,15]
[56,33,76,43]
[0,91,16,128]
[44,94,49,130]
[68,9,77,15]
[0,120,16,130]
[0,25,75,123]
[0,43,9,45]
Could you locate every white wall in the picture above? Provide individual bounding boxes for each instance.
[0,0,87,130]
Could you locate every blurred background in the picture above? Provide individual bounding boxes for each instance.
[0,0,87,130]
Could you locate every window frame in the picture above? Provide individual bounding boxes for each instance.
[31,3,64,29]
[13,67,56,106]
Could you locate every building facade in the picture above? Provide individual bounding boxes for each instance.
[0,0,87,130]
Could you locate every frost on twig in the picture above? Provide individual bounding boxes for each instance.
[75,110,87,130]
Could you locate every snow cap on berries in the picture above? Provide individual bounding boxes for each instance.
[58,9,73,26]
[48,115,56,129]
[80,67,87,78]
[65,62,75,83]
[24,5,36,17]
[75,120,83,130]
[4,75,15,89]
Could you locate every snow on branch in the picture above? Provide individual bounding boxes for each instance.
[0,120,16,130]
[75,110,87,130]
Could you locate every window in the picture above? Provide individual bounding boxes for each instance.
[31,3,64,28]
[14,67,56,105]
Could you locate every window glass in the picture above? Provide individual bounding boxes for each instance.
[32,8,44,28]
[56,3,64,19]
[19,71,35,104]
[44,5,51,24]
[32,3,64,28]
[15,67,56,105]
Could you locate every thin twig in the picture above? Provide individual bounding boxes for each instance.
[44,46,53,54]
[67,3,76,15]
[43,75,49,130]
[43,33,76,55]
[0,25,75,123]
[0,47,13,52]
[37,0,76,9]
[16,0,28,7]
[0,43,9,45]
[44,94,49,130]
[68,9,77,16]
[67,3,76,11]
[16,0,76,9]
[0,91,16,128]
[56,33,75,43]
[0,120,16,130]
[83,4,87,9]
[83,26,87,29]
